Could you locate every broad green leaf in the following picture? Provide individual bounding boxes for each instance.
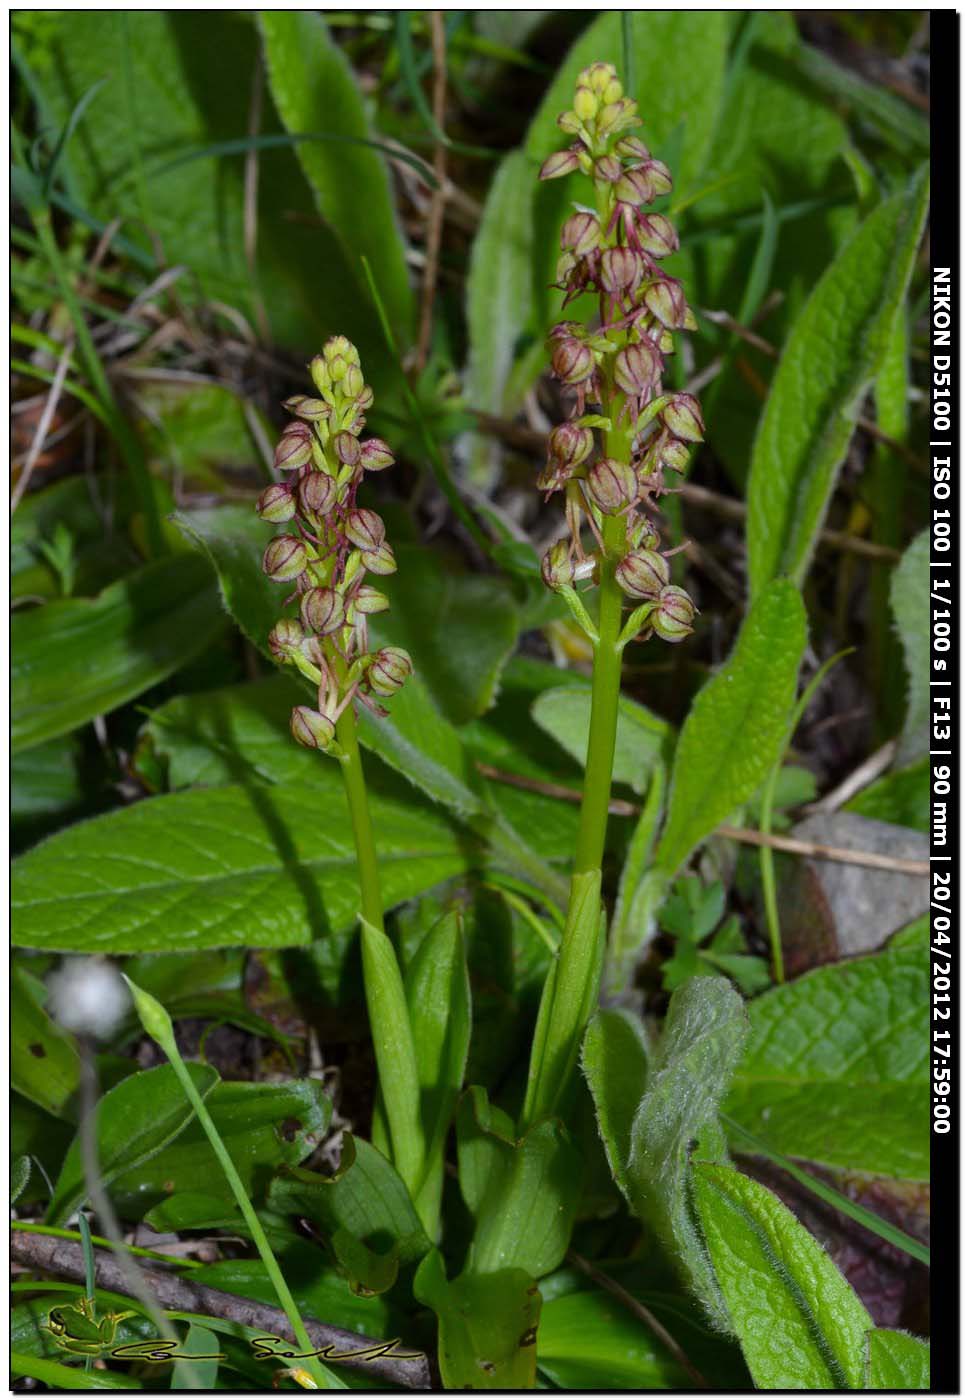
[258,11,413,341]
[865,1328,930,1389]
[627,978,747,1328]
[12,964,81,1119]
[725,942,928,1180]
[12,774,469,955]
[693,1162,872,1388]
[267,1133,431,1266]
[12,734,87,843]
[747,166,929,595]
[891,530,930,764]
[171,1324,220,1391]
[110,1077,330,1214]
[377,545,519,726]
[581,1008,648,1199]
[845,756,929,833]
[464,151,534,484]
[46,1062,219,1225]
[12,554,225,753]
[655,580,807,877]
[330,1227,399,1298]
[537,1288,690,1390]
[405,909,471,1233]
[457,1087,582,1279]
[16,12,376,353]
[414,1250,541,1390]
[531,686,672,795]
[140,382,268,489]
[360,916,424,1195]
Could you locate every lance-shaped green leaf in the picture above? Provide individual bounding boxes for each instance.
[457,1086,582,1280]
[531,686,672,795]
[12,774,469,955]
[655,579,807,878]
[12,554,224,753]
[890,530,930,765]
[746,166,929,595]
[258,11,413,342]
[581,1008,649,1200]
[865,1329,930,1389]
[692,1162,872,1388]
[725,942,928,1180]
[405,909,471,1235]
[360,916,424,1197]
[414,1250,541,1391]
[626,977,747,1329]
[46,1062,219,1225]
[267,1133,431,1267]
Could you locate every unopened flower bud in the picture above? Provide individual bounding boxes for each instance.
[541,539,577,591]
[593,155,623,184]
[642,158,672,196]
[636,214,679,259]
[627,516,661,551]
[284,395,330,422]
[309,355,331,393]
[343,365,365,399]
[585,457,637,515]
[616,548,670,599]
[652,585,696,642]
[583,62,617,94]
[560,211,601,256]
[573,85,599,122]
[263,535,308,582]
[366,646,413,697]
[539,148,581,181]
[325,335,358,366]
[298,470,337,517]
[359,437,394,471]
[602,77,624,105]
[551,338,594,386]
[351,584,390,615]
[274,432,314,472]
[300,585,346,636]
[361,541,397,576]
[557,110,583,136]
[661,393,704,442]
[661,438,691,473]
[614,165,657,207]
[257,483,296,523]
[600,247,644,296]
[343,507,385,552]
[268,617,305,663]
[332,430,361,466]
[328,355,348,383]
[643,278,690,328]
[614,340,659,397]
[548,422,594,469]
[291,705,336,750]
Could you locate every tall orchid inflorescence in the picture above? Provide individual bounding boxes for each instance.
[537,61,701,647]
[257,338,412,752]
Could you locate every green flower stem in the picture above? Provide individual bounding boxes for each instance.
[335,705,426,1202]
[124,980,338,1391]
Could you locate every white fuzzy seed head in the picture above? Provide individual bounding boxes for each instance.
[46,957,131,1040]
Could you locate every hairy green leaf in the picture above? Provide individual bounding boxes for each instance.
[865,1329,930,1389]
[725,942,928,1180]
[46,1062,219,1225]
[655,580,807,877]
[627,977,747,1328]
[12,774,469,955]
[747,166,929,594]
[258,11,413,341]
[891,530,930,764]
[693,1162,872,1388]
[12,554,224,753]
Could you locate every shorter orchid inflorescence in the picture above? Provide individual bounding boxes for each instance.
[537,61,701,649]
[258,338,412,753]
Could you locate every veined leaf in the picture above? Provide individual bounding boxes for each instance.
[891,530,930,765]
[725,942,928,1180]
[12,554,225,753]
[12,773,470,955]
[746,166,929,595]
[693,1162,872,1388]
[258,11,413,342]
[625,978,747,1329]
[865,1329,930,1389]
[655,580,807,878]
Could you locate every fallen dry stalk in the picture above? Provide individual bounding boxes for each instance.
[11,1231,431,1390]
[476,763,928,876]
